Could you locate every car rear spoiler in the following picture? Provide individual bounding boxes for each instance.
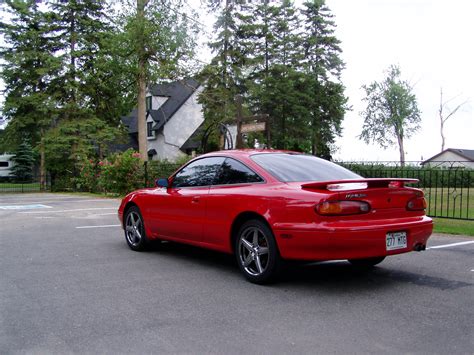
[301,178,419,191]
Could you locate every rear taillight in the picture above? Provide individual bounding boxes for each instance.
[406,197,427,211]
[315,201,371,216]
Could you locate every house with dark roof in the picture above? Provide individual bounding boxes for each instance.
[121,78,204,161]
[421,148,474,169]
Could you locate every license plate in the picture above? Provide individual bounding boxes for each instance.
[386,231,407,251]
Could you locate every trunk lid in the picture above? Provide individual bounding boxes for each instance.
[301,178,422,211]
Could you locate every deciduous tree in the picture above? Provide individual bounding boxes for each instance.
[118,0,198,160]
[360,65,421,165]
[438,88,468,152]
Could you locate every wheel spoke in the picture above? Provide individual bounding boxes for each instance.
[257,247,268,255]
[255,255,264,274]
[243,254,253,267]
[130,213,136,227]
[126,225,134,233]
[241,239,253,252]
[135,228,141,241]
[252,230,259,246]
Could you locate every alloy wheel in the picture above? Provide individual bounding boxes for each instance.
[238,226,270,276]
[125,211,143,247]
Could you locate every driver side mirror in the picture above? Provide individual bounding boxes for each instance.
[155,178,169,188]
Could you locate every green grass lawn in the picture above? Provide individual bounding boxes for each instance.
[424,187,474,220]
[0,182,41,192]
[433,218,474,236]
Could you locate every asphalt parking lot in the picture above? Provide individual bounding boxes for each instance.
[1,193,473,354]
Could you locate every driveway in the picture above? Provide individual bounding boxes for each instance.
[0,193,473,354]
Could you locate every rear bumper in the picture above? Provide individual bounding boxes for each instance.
[274,216,433,261]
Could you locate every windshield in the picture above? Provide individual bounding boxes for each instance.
[251,153,361,182]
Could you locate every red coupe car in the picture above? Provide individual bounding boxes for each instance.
[118,150,433,284]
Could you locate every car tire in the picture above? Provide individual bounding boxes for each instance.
[348,256,386,267]
[124,206,149,251]
[235,219,282,284]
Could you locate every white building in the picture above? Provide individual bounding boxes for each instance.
[121,78,204,161]
[421,148,474,169]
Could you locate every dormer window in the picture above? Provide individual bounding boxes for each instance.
[146,96,152,111]
[147,122,153,137]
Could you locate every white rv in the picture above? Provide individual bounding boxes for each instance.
[0,154,14,178]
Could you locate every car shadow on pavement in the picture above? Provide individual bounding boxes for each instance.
[146,240,237,270]
[120,240,472,291]
[280,261,472,291]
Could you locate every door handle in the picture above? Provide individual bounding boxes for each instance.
[192,196,200,203]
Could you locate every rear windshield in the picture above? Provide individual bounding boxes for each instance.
[251,153,361,182]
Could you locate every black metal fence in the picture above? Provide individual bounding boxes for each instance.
[0,174,51,193]
[341,161,473,221]
[2,159,473,221]
[144,159,474,221]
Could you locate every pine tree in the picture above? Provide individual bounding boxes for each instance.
[200,0,245,132]
[200,0,347,155]
[10,139,36,182]
[249,0,310,150]
[300,0,347,158]
[40,0,128,175]
[0,0,61,189]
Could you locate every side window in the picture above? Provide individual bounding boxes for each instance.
[214,158,263,185]
[172,157,225,188]
[145,96,152,110]
[147,122,153,137]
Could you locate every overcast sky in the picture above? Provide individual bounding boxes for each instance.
[1,0,473,162]
[325,0,473,161]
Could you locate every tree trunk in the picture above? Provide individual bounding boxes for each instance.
[69,6,76,104]
[311,114,317,156]
[40,132,46,191]
[397,134,405,167]
[439,88,445,152]
[137,64,147,161]
[137,0,148,161]
[440,118,445,152]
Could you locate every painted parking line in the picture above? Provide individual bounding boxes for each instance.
[19,207,116,214]
[427,241,474,250]
[76,224,121,229]
[0,204,52,210]
[0,199,117,205]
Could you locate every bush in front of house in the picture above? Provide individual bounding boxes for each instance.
[76,159,99,192]
[96,149,144,195]
[74,150,192,194]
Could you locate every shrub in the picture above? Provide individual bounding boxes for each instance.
[76,159,99,192]
[74,151,193,194]
[97,150,144,195]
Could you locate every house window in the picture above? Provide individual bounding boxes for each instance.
[146,96,152,111]
[0,161,9,167]
[147,122,153,137]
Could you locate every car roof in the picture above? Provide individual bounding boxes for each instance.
[200,149,299,158]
